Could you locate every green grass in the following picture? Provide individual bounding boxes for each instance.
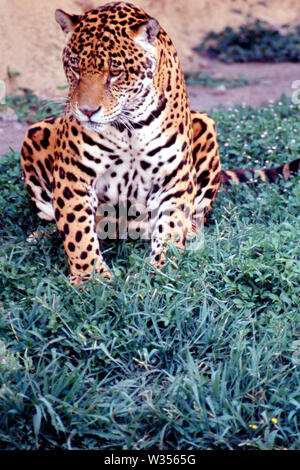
[0,95,299,450]
[184,71,258,88]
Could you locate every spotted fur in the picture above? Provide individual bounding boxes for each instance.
[220,158,300,185]
[20,2,299,284]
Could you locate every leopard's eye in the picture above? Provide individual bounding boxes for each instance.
[69,56,80,76]
[110,69,123,78]
[110,60,123,80]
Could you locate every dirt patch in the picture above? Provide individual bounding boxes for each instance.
[0,120,28,156]
[187,59,300,111]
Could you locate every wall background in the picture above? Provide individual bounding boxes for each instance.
[1,0,300,97]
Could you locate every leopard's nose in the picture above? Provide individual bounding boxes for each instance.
[79,105,102,118]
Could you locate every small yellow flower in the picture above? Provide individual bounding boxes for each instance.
[249,424,258,429]
[271,417,278,424]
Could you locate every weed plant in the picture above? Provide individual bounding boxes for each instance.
[0,88,64,122]
[195,21,300,63]
[0,94,299,449]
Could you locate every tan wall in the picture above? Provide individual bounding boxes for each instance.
[1,0,300,98]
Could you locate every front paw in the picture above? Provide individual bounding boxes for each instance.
[69,264,112,285]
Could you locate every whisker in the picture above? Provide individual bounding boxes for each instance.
[112,112,135,131]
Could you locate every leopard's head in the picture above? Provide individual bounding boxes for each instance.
[55,2,161,132]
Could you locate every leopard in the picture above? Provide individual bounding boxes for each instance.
[20,2,300,285]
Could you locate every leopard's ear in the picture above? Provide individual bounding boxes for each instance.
[131,17,161,45]
[55,9,80,34]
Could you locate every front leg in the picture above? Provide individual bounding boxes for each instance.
[148,179,196,270]
[53,167,111,285]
